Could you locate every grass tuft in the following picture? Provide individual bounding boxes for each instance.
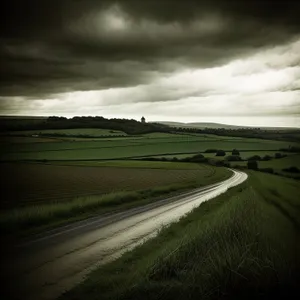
[61,172,300,300]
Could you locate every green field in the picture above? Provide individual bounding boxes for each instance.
[8,128,128,137]
[151,150,293,160]
[261,153,300,169]
[1,126,300,298]
[51,160,206,169]
[1,131,296,161]
[1,130,299,237]
[0,136,61,144]
[205,150,291,160]
[62,171,300,300]
[230,154,300,177]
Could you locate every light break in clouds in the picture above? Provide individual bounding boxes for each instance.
[0,0,300,127]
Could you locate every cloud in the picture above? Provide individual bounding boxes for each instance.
[1,0,300,97]
[0,0,299,126]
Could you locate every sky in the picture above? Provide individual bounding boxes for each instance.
[0,0,300,127]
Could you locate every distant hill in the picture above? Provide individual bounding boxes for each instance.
[0,115,47,120]
[0,116,171,135]
[156,121,299,131]
[158,122,244,129]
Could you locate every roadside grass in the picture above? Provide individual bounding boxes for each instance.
[0,167,231,236]
[0,162,221,209]
[61,171,300,300]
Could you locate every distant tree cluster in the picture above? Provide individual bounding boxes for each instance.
[168,126,300,143]
[1,116,172,135]
[232,149,240,155]
[247,160,258,170]
[225,155,242,162]
[140,153,207,164]
[282,166,300,173]
[280,146,300,153]
[215,150,226,157]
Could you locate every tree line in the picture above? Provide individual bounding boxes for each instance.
[0,116,171,135]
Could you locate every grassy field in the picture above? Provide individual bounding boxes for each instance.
[1,132,296,161]
[1,127,299,298]
[205,150,292,160]
[1,130,299,238]
[50,160,206,169]
[0,162,232,235]
[0,162,221,209]
[61,171,300,300]
[0,136,61,144]
[8,128,128,137]
[146,150,300,179]
[230,154,300,177]
[149,150,294,160]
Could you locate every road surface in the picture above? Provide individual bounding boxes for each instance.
[2,169,247,300]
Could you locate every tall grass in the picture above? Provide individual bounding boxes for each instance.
[0,182,198,234]
[62,172,300,300]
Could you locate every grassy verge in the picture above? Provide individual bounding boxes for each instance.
[61,171,300,300]
[0,167,231,237]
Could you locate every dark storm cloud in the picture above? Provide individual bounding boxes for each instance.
[0,0,300,98]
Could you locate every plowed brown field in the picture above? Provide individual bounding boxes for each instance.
[0,163,214,209]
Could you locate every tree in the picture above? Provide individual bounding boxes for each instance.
[190,153,206,163]
[248,155,261,161]
[216,150,226,156]
[205,149,218,153]
[282,166,300,173]
[262,155,272,161]
[259,168,274,174]
[247,160,258,170]
[225,155,242,161]
[232,149,240,155]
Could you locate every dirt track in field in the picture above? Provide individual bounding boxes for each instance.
[0,163,213,209]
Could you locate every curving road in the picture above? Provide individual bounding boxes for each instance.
[2,169,247,300]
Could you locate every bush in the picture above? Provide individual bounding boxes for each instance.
[213,160,230,167]
[216,150,226,157]
[225,155,242,162]
[38,159,48,163]
[261,155,272,161]
[190,154,206,163]
[142,157,155,161]
[232,164,246,169]
[232,149,240,155]
[204,149,218,153]
[247,160,258,170]
[280,146,300,153]
[248,155,261,161]
[275,153,283,159]
[282,166,300,173]
[259,168,274,174]
[181,157,191,162]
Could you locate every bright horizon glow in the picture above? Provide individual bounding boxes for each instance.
[1,114,299,128]
[1,38,299,124]
[1,3,300,127]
